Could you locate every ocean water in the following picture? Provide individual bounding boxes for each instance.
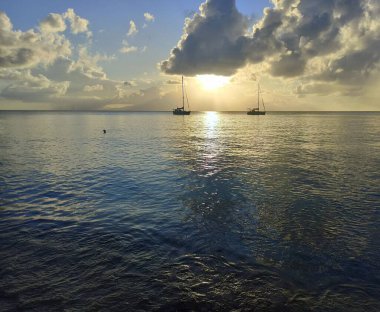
[0,111,379,311]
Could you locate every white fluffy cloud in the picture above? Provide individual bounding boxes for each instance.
[63,8,90,35]
[0,8,94,71]
[144,13,155,22]
[0,11,71,69]
[0,9,177,110]
[127,20,138,37]
[40,13,67,33]
[39,9,90,36]
[0,10,122,108]
[0,11,12,30]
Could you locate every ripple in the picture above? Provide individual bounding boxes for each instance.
[1,111,379,311]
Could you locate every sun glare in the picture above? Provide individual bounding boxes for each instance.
[205,111,218,127]
[197,75,230,91]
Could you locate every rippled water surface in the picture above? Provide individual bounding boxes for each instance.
[1,111,379,311]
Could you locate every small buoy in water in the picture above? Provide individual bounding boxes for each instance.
[103,129,106,134]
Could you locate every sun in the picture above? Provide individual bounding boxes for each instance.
[197,75,230,91]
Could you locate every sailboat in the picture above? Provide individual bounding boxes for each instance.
[173,76,191,115]
[247,83,266,115]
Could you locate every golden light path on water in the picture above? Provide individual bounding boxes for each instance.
[200,111,220,176]
[204,111,219,128]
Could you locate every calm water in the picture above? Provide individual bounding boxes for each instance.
[0,111,379,311]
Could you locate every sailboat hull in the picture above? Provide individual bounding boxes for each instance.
[173,110,190,115]
[247,111,265,115]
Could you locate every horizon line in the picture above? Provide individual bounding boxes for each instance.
[1,110,380,113]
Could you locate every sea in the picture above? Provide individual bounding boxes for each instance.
[0,111,379,311]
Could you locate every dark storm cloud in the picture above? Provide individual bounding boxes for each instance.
[312,39,380,85]
[270,53,307,77]
[161,0,380,87]
[161,0,248,76]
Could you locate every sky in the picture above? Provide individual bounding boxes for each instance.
[0,0,379,111]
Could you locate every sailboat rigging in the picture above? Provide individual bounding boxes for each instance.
[173,76,191,115]
[247,83,266,115]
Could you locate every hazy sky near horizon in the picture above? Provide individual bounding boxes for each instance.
[0,0,379,111]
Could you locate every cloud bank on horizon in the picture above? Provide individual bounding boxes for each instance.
[161,0,380,96]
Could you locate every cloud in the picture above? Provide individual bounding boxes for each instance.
[63,8,90,35]
[124,81,135,87]
[39,9,91,36]
[0,11,12,31]
[120,39,138,54]
[35,47,117,97]
[121,21,145,53]
[0,69,69,102]
[166,79,181,85]
[0,47,115,105]
[28,53,122,108]
[161,0,380,96]
[0,9,92,71]
[127,20,138,37]
[0,12,71,69]
[118,85,179,111]
[0,10,160,111]
[270,53,307,77]
[161,0,248,76]
[144,13,155,22]
[40,13,66,33]
[0,10,120,108]
[143,13,155,28]
[83,84,104,92]
[295,82,340,97]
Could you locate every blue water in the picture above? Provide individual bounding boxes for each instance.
[0,111,379,311]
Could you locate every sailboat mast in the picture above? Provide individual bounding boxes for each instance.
[182,76,185,109]
[257,83,260,110]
